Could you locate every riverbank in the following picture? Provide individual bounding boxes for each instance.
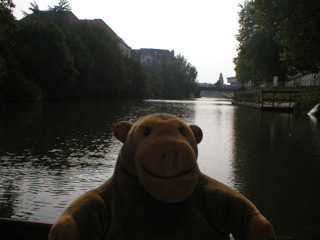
[234,86,320,113]
[282,86,320,112]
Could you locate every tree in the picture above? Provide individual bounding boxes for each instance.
[64,27,94,99]
[255,0,320,74]
[0,0,16,97]
[234,0,285,86]
[0,0,15,17]
[235,0,320,85]
[217,73,224,85]
[22,1,39,16]
[15,22,75,100]
[66,22,144,100]
[141,54,198,99]
[160,55,198,98]
[0,0,17,66]
[234,54,253,86]
[1,1,195,101]
[49,0,71,12]
[0,0,43,102]
[125,58,146,99]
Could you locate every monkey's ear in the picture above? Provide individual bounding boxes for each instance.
[189,125,203,144]
[114,122,133,143]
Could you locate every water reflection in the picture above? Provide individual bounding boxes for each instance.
[193,98,235,186]
[232,108,320,240]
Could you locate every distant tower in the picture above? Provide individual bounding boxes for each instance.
[217,73,224,85]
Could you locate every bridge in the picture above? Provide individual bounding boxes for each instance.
[197,83,238,92]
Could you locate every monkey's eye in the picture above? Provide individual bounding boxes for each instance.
[179,127,185,136]
[144,128,151,136]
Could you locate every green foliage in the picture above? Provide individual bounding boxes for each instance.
[126,58,146,99]
[22,1,73,27]
[0,0,41,102]
[143,65,163,98]
[0,0,198,102]
[66,22,147,100]
[235,1,285,86]
[48,0,71,12]
[1,72,42,102]
[235,0,320,86]
[143,54,198,99]
[15,22,75,100]
[22,1,39,16]
[282,86,320,111]
[69,22,119,99]
[254,0,320,73]
[0,0,17,64]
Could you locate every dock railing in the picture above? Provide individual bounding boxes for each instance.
[233,90,299,111]
[233,92,256,105]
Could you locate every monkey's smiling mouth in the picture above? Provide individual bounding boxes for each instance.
[142,164,196,179]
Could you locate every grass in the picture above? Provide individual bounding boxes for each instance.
[279,86,320,112]
[236,86,320,112]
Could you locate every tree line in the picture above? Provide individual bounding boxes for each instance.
[234,0,320,87]
[0,0,199,102]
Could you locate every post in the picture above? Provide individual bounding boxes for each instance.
[289,92,292,108]
[272,92,275,108]
[261,91,264,108]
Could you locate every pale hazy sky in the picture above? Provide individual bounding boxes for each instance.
[13,0,242,84]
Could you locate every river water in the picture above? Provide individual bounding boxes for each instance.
[0,98,319,239]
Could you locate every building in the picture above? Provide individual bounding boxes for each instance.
[21,10,79,24]
[286,73,320,87]
[226,77,238,87]
[132,48,175,65]
[21,11,131,58]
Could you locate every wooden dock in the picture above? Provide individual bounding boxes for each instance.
[233,90,299,112]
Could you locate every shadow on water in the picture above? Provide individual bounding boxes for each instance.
[0,101,136,221]
[0,100,196,223]
[232,107,320,240]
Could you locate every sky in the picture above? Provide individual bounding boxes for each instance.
[12,0,242,84]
